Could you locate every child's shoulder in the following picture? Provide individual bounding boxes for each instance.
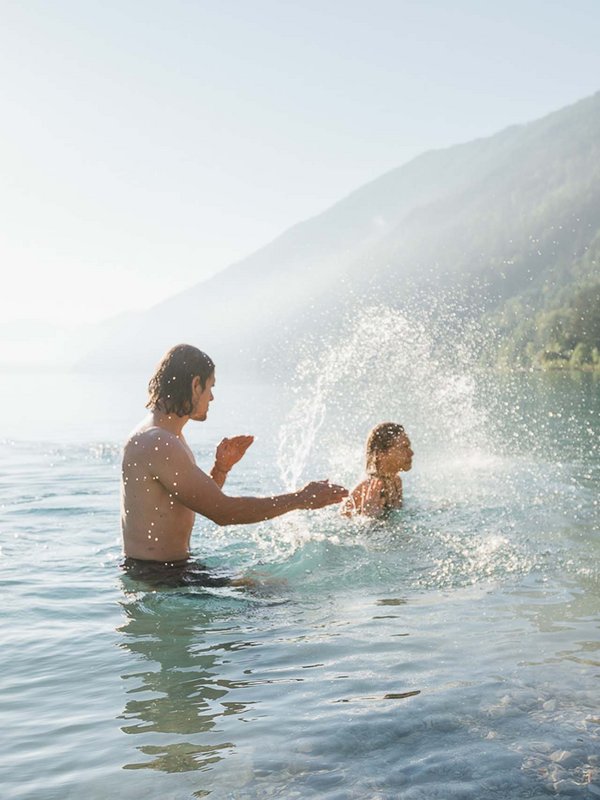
[341,475,387,517]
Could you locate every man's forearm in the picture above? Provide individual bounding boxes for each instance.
[172,471,345,525]
[204,492,305,526]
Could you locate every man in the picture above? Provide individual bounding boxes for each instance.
[121,344,347,586]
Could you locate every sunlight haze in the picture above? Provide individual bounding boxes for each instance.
[1,0,599,361]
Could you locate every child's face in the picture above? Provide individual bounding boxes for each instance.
[379,434,413,474]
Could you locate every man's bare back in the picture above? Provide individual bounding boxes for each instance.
[121,345,348,565]
[122,423,199,560]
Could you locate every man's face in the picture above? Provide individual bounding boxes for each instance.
[190,372,215,421]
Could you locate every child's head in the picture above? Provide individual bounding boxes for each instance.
[365,422,413,476]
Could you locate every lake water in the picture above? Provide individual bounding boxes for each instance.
[1,330,599,798]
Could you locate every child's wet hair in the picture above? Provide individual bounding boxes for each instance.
[366,422,406,473]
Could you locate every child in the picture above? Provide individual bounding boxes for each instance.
[341,422,413,517]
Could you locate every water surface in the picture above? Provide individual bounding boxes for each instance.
[1,362,599,799]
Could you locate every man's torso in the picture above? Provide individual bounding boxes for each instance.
[121,424,196,560]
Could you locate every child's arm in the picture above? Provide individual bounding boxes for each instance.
[387,475,403,509]
[340,477,387,517]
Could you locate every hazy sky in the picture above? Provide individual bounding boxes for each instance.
[1,0,600,335]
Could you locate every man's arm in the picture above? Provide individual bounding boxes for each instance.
[150,434,347,525]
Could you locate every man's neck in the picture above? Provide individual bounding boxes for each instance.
[151,409,189,436]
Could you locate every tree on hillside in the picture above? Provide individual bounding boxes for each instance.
[569,282,600,348]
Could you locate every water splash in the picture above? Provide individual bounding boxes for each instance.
[270,305,600,590]
[277,304,488,491]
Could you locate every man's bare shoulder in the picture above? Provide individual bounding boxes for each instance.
[122,424,200,489]
[123,424,183,456]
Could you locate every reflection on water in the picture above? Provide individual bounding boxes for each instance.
[117,590,255,775]
[113,569,600,797]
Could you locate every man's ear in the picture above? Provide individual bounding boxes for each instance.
[191,375,202,394]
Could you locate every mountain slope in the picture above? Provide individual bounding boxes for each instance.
[85,90,600,373]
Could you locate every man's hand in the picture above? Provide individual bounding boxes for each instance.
[214,435,254,473]
[297,480,348,509]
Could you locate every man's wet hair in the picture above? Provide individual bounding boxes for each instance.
[146,344,215,417]
[365,422,406,474]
